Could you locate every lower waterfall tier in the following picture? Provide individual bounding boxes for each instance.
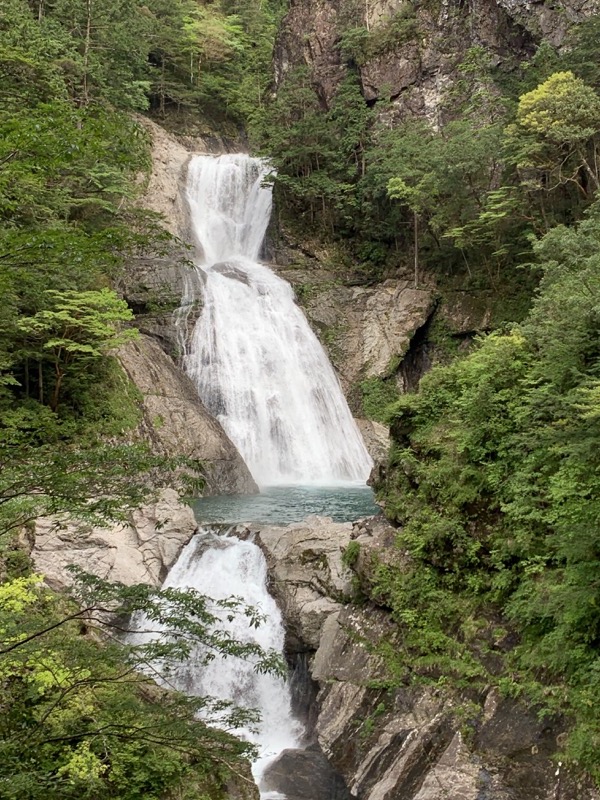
[151,531,303,792]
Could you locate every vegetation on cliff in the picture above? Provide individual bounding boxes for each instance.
[371,196,600,779]
[0,1,282,796]
[259,13,600,294]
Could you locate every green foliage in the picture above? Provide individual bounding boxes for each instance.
[261,16,600,294]
[342,540,361,568]
[374,201,600,779]
[507,71,600,199]
[360,377,399,423]
[16,289,136,411]
[0,2,287,797]
[0,572,284,799]
[338,6,420,67]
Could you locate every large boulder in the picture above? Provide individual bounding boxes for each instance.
[119,334,257,496]
[254,517,355,651]
[261,746,352,800]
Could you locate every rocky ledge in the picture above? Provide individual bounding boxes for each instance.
[30,488,197,590]
[119,334,257,496]
[250,516,600,800]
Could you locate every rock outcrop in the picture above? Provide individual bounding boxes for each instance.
[269,264,435,462]
[119,334,257,496]
[118,118,198,357]
[262,746,352,800]
[303,279,434,391]
[275,0,598,120]
[254,517,356,650]
[31,488,197,590]
[255,515,600,800]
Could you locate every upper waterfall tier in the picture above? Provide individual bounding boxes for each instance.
[183,154,373,487]
[187,154,272,264]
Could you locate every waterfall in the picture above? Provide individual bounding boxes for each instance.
[133,531,303,793]
[154,154,375,798]
[182,154,373,488]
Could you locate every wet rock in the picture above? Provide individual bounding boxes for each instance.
[31,488,197,590]
[257,517,600,800]
[356,418,390,470]
[351,516,406,599]
[262,746,352,800]
[212,261,252,285]
[303,280,434,390]
[312,606,391,684]
[136,116,192,237]
[118,334,257,496]
[253,517,355,651]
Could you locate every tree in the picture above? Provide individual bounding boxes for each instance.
[16,289,136,411]
[0,571,283,799]
[508,71,600,198]
[373,198,600,781]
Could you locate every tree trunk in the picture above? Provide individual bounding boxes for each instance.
[51,365,63,413]
[82,0,93,106]
[414,210,419,289]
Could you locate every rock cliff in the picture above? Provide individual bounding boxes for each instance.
[275,0,598,118]
[119,335,257,496]
[119,118,198,357]
[267,0,600,410]
[31,488,197,590]
[251,516,600,800]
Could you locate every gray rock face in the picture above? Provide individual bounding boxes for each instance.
[31,488,197,590]
[254,517,355,651]
[275,0,599,120]
[302,279,434,391]
[262,747,352,800]
[271,267,432,465]
[117,118,197,357]
[257,515,600,800]
[136,117,192,237]
[121,118,246,358]
[118,334,257,496]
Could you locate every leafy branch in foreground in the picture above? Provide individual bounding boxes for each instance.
[0,571,285,799]
[0,435,169,540]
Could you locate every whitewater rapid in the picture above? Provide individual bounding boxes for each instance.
[129,530,302,795]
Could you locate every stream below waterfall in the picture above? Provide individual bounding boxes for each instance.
[155,153,376,797]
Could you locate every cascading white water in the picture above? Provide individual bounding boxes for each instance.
[133,530,303,794]
[183,154,373,487]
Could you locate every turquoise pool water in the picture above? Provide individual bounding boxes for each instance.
[192,484,381,526]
